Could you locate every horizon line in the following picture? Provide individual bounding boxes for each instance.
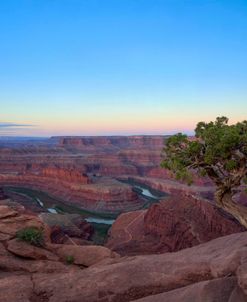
[0,132,195,139]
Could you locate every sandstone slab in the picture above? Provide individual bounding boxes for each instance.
[0,274,33,302]
[133,277,247,302]
[29,232,247,302]
[50,244,119,266]
[0,205,18,219]
[7,238,58,261]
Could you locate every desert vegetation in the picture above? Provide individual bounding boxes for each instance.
[161,116,247,228]
[16,226,44,247]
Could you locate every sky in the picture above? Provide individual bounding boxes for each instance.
[0,0,246,137]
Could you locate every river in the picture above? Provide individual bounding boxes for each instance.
[5,182,164,227]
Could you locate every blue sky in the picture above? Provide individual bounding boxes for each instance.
[0,0,246,136]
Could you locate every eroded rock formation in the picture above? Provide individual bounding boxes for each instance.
[0,196,247,301]
[40,213,94,244]
[0,136,246,213]
[42,166,90,184]
[1,200,247,301]
[58,135,166,149]
[0,171,141,213]
[106,194,245,255]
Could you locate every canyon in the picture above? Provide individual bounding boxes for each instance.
[1,135,246,211]
[0,136,169,213]
[0,135,219,214]
[0,198,247,302]
[0,136,247,301]
[0,135,246,243]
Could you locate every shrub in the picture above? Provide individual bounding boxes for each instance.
[16,227,44,247]
[66,255,75,265]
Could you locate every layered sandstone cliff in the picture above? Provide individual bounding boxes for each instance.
[0,172,141,213]
[42,166,90,184]
[0,136,246,213]
[57,135,167,149]
[106,194,245,255]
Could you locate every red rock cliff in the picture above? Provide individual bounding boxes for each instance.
[42,166,90,184]
[106,194,245,255]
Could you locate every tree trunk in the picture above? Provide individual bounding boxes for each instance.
[215,188,247,229]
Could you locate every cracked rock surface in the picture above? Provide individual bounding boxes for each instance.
[0,201,247,302]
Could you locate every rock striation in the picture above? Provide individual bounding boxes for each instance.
[57,135,167,149]
[42,166,90,184]
[0,201,119,281]
[0,136,246,213]
[106,194,245,255]
[0,171,141,214]
[2,227,247,301]
[0,199,247,301]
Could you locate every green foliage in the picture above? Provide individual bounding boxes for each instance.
[66,255,75,265]
[161,117,247,187]
[199,168,207,177]
[16,227,44,247]
[225,160,238,171]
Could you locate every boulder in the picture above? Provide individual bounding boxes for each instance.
[0,204,45,244]
[0,213,43,237]
[50,244,119,266]
[7,238,58,261]
[0,240,75,274]
[0,254,72,274]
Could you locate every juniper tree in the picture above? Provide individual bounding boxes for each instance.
[161,117,247,228]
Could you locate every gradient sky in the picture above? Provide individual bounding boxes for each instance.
[0,0,246,136]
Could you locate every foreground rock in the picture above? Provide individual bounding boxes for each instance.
[7,238,59,261]
[106,195,245,255]
[1,231,246,302]
[0,205,44,241]
[133,277,247,302]
[0,202,118,267]
[0,201,247,301]
[49,244,119,267]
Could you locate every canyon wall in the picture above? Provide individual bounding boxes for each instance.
[57,135,167,149]
[0,136,246,213]
[106,195,245,255]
